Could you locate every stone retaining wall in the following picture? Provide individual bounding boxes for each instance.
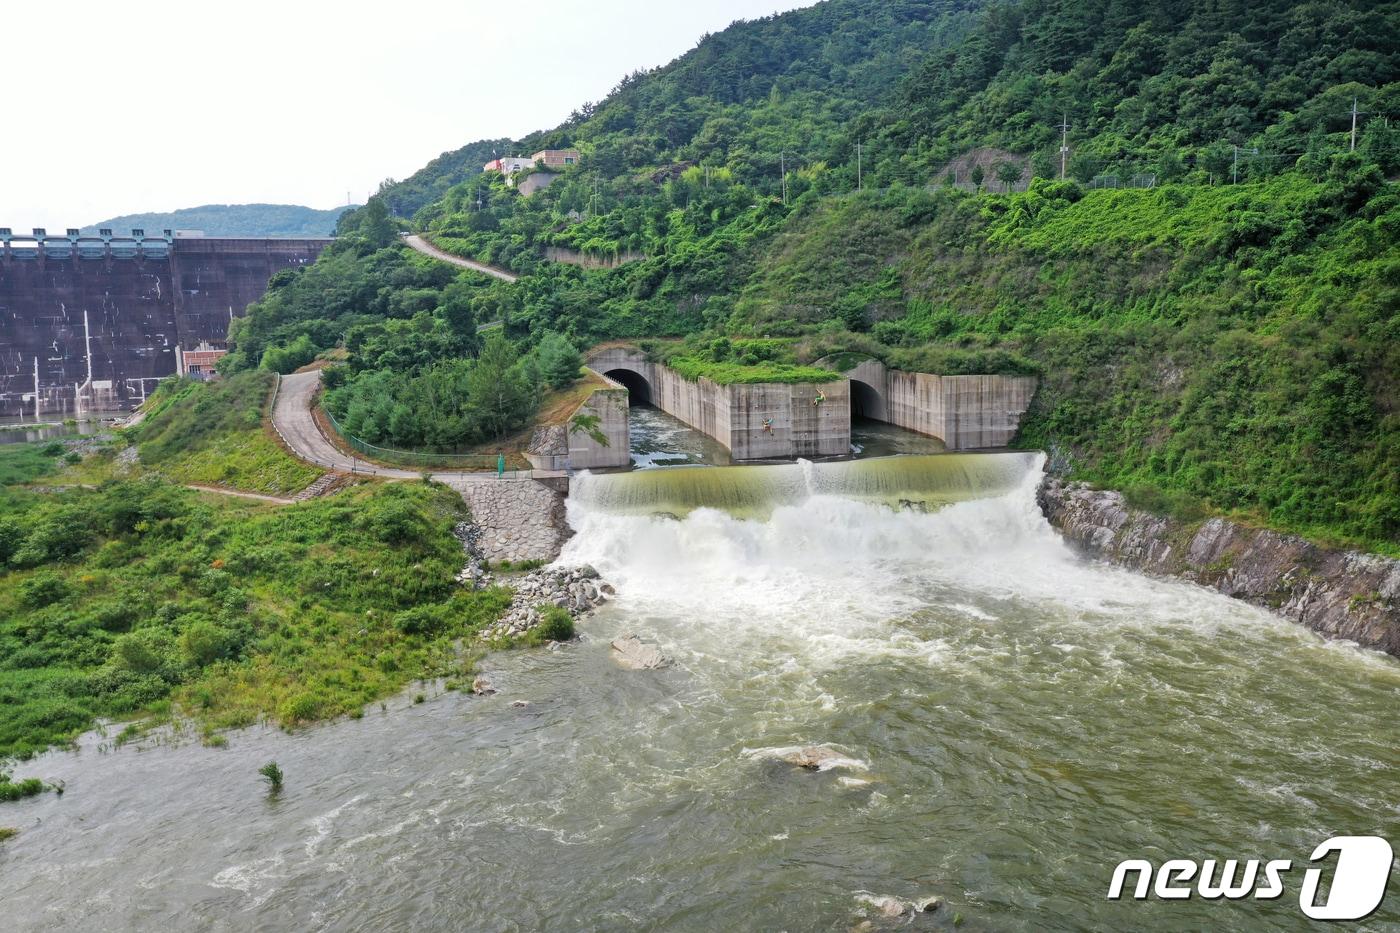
[458,479,570,563]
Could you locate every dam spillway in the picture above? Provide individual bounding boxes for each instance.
[571,452,1039,518]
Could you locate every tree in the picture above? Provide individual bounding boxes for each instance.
[534,332,583,389]
[466,334,533,441]
[994,160,1023,192]
[358,197,397,249]
[970,164,986,190]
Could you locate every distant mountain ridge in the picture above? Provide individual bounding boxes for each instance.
[83,203,356,239]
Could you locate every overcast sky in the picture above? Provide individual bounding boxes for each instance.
[2,0,814,230]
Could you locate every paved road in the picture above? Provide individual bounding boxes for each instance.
[402,234,518,283]
[271,371,535,486]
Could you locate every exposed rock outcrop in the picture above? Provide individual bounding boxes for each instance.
[1038,477,1400,657]
[609,634,671,670]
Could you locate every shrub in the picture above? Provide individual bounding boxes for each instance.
[281,693,321,724]
[179,620,244,667]
[258,761,284,793]
[0,773,46,802]
[17,573,71,608]
[393,605,450,636]
[530,605,575,644]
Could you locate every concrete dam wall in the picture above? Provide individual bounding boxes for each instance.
[0,237,332,417]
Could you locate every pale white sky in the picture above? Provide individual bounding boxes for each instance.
[2,0,814,229]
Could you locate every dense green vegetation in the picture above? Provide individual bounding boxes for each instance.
[134,373,321,495]
[222,0,1396,551]
[83,203,353,238]
[0,443,69,486]
[0,474,509,760]
[739,169,1398,550]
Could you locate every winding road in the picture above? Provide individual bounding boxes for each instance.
[271,371,533,486]
[401,234,517,283]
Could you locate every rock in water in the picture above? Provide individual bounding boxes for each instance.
[854,894,909,919]
[610,634,672,670]
[471,675,496,696]
[746,744,869,772]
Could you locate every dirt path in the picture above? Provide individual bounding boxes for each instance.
[183,485,295,504]
[402,234,518,283]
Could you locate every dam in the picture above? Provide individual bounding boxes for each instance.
[0,227,332,417]
[586,346,1038,462]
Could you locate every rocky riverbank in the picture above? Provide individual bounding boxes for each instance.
[453,521,613,642]
[1038,477,1400,657]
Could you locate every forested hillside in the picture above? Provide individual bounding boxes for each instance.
[84,203,354,238]
[231,0,1399,552]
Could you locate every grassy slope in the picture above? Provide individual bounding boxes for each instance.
[0,478,509,760]
[135,372,321,496]
[732,174,1399,553]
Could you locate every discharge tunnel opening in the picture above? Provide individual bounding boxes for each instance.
[605,369,653,405]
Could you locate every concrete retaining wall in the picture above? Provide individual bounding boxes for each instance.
[588,347,849,460]
[566,370,631,469]
[544,246,646,269]
[847,358,1036,449]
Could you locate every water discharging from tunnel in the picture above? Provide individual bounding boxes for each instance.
[5,454,1398,931]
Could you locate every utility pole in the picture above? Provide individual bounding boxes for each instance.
[1231,145,1259,184]
[856,141,862,191]
[780,151,788,205]
[1058,115,1070,180]
[1350,96,1361,151]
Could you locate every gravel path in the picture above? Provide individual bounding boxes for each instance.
[402,234,518,283]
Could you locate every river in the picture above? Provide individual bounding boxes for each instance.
[3,453,1397,931]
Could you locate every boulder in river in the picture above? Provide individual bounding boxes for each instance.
[471,675,496,696]
[610,634,672,670]
[750,744,869,772]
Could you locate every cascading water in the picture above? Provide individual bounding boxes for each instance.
[569,451,1037,518]
[5,454,1398,932]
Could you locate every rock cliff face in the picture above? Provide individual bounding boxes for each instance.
[1037,477,1400,658]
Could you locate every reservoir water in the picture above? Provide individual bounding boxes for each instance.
[4,454,1398,931]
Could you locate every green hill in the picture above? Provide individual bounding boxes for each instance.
[84,203,355,238]
[230,0,1400,552]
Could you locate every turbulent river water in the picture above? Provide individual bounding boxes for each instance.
[4,451,1399,932]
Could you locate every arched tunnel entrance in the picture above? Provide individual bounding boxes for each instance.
[604,368,653,405]
[849,378,884,421]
